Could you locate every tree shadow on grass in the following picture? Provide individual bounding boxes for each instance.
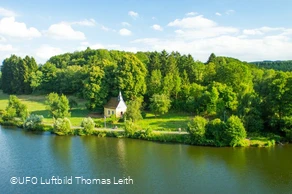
[147,120,189,131]
[145,112,193,119]
[31,108,91,119]
[31,110,50,118]
[70,108,91,117]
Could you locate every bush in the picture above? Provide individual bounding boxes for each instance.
[53,118,72,135]
[3,95,28,121]
[187,116,208,144]
[2,107,16,121]
[94,119,104,128]
[80,117,95,135]
[124,120,140,137]
[206,118,226,146]
[223,115,247,147]
[150,94,171,117]
[23,114,44,131]
[46,93,70,118]
[109,114,119,124]
[124,98,143,122]
[282,116,292,142]
[148,132,191,144]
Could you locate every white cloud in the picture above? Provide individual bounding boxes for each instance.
[0,44,15,51]
[186,12,198,16]
[243,27,285,36]
[133,33,292,62]
[151,24,163,31]
[101,25,110,31]
[0,17,41,38]
[132,35,292,61]
[119,28,132,36]
[78,43,104,51]
[168,15,238,39]
[282,29,292,36]
[78,42,139,53]
[0,7,17,17]
[128,11,139,19]
[260,26,284,33]
[36,45,63,59]
[243,29,263,35]
[225,10,235,15]
[121,22,131,27]
[46,22,86,40]
[175,26,239,39]
[90,43,104,49]
[175,29,184,34]
[72,19,96,26]
[132,14,292,62]
[81,41,89,46]
[215,12,222,16]
[0,36,6,42]
[168,15,216,29]
[131,38,160,44]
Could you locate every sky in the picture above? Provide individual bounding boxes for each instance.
[0,0,292,64]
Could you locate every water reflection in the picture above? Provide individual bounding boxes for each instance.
[186,146,292,193]
[49,135,72,172]
[1,126,292,194]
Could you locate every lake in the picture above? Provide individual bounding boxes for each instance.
[1,125,292,193]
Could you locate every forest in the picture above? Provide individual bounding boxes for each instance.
[1,48,292,146]
[252,60,292,72]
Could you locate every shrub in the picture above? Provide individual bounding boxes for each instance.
[223,115,247,147]
[206,118,226,146]
[187,116,207,144]
[53,118,72,135]
[109,114,119,124]
[150,94,171,117]
[282,116,292,142]
[124,98,143,122]
[46,93,70,118]
[2,107,16,121]
[0,109,5,116]
[94,119,104,128]
[23,114,44,131]
[80,117,95,135]
[3,95,28,121]
[124,120,140,137]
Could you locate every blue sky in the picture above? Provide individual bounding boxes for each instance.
[0,0,292,64]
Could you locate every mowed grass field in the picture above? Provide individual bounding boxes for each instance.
[136,112,191,131]
[0,90,192,130]
[0,90,90,126]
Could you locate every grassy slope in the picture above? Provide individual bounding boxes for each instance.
[0,91,191,130]
[136,112,190,131]
[0,91,90,126]
[0,91,278,147]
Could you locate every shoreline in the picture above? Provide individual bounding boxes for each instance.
[0,123,279,148]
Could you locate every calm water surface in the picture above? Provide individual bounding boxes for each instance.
[0,125,292,194]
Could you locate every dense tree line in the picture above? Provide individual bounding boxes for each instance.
[1,49,292,141]
[251,60,292,72]
[1,55,37,94]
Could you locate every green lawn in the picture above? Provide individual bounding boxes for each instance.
[0,91,91,126]
[136,112,191,131]
[0,91,193,129]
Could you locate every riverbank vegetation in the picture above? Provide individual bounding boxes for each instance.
[1,49,292,147]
